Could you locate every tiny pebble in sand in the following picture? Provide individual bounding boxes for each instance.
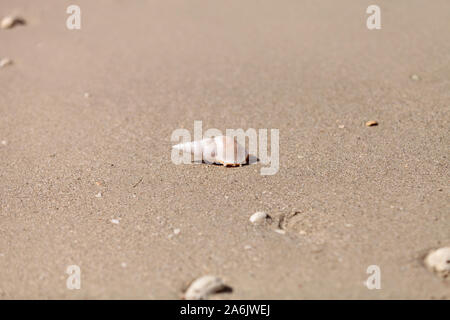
[1,16,25,29]
[0,58,12,68]
[249,211,268,224]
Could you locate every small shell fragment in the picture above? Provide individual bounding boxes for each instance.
[184,275,227,300]
[110,219,120,224]
[365,120,378,127]
[1,16,25,29]
[424,247,450,278]
[410,74,420,81]
[249,211,269,224]
[0,16,14,29]
[0,58,12,68]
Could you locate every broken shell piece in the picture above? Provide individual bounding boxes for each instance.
[365,120,378,127]
[0,58,12,68]
[173,136,248,167]
[1,16,25,29]
[184,275,228,300]
[424,247,450,278]
[249,211,269,224]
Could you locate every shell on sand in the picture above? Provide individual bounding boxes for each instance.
[184,275,226,300]
[424,247,450,278]
[172,136,249,167]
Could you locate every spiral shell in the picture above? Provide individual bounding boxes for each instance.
[172,136,249,167]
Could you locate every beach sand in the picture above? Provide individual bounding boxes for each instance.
[0,0,449,299]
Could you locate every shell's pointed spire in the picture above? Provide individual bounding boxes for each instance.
[172,140,204,158]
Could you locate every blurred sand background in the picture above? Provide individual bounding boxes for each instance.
[0,0,449,299]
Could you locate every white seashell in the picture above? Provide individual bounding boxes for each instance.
[249,211,268,224]
[184,275,226,300]
[173,136,248,167]
[424,247,450,278]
